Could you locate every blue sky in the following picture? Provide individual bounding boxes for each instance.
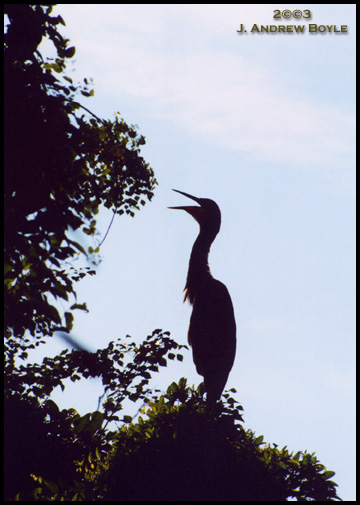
[29,4,355,500]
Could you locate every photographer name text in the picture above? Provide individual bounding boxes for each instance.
[237,9,349,35]
[237,24,348,34]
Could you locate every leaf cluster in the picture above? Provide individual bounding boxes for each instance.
[5,330,341,501]
[4,4,157,344]
[100,380,341,502]
[5,330,187,410]
[4,330,187,501]
[4,393,99,502]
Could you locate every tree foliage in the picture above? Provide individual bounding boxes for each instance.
[4,4,156,344]
[5,331,341,501]
[4,330,188,501]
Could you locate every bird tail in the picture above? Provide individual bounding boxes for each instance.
[204,373,228,407]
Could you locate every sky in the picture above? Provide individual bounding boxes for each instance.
[26,4,355,500]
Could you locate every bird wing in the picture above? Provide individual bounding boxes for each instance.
[187,278,236,382]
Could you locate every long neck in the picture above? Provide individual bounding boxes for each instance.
[184,230,216,305]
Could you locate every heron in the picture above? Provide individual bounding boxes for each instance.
[169,189,236,406]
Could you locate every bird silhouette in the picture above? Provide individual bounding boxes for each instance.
[169,189,236,406]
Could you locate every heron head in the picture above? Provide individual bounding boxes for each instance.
[169,189,221,235]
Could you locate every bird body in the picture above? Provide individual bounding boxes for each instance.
[170,190,236,405]
[188,277,236,404]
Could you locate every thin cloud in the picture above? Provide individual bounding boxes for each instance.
[57,5,355,179]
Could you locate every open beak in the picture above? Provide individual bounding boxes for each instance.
[168,189,201,210]
[168,189,205,222]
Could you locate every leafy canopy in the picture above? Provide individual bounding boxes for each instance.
[5,331,341,501]
[4,4,157,345]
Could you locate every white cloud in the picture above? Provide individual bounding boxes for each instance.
[57,4,355,176]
